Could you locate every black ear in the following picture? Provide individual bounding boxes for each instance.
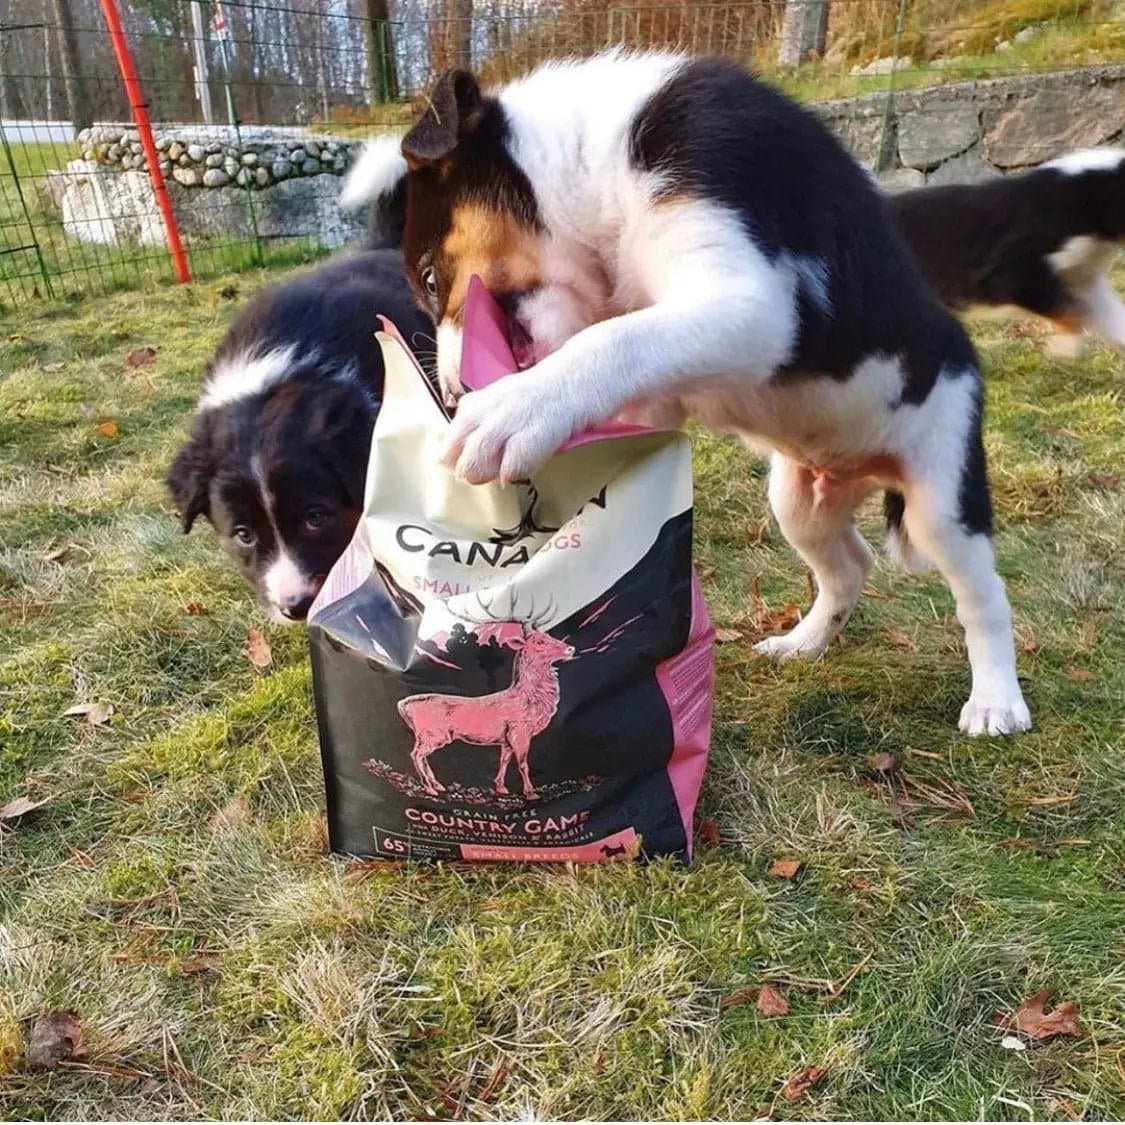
[311,385,378,508]
[166,421,214,533]
[402,69,483,168]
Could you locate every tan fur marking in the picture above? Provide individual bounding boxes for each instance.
[442,203,542,318]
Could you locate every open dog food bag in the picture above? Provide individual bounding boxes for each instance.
[308,279,714,862]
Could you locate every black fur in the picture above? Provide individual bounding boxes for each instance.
[167,248,433,620]
[887,159,1125,318]
[628,58,978,407]
[628,57,986,533]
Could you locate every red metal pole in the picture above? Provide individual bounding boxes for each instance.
[97,0,191,283]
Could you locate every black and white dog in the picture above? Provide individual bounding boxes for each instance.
[349,52,1032,735]
[889,148,1125,356]
[166,247,432,621]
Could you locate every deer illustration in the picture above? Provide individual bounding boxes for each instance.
[396,593,574,801]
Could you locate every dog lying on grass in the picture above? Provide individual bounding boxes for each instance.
[166,248,432,622]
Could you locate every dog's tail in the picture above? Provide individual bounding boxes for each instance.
[883,490,933,572]
[340,135,408,250]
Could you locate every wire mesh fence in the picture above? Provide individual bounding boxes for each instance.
[2,0,1124,307]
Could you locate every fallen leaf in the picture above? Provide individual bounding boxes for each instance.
[869,752,897,775]
[697,819,720,849]
[245,629,272,669]
[714,627,743,644]
[993,989,1085,1041]
[42,544,70,563]
[185,602,207,616]
[210,795,251,832]
[719,986,758,1010]
[757,984,789,1017]
[180,953,221,975]
[62,702,113,726]
[848,875,873,892]
[0,795,47,822]
[125,346,157,368]
[1066,666,1093,683]
[781,1066,826,1102]
[885,628,917,652]
[1088,471,1120,490]
[749,599,802,637]
[768,858,802,879]
[698,566,717,582]
[96,420,119,439]
[25,1011,86,1069]
[1000,1035,1027,1051]
[43,362,64,373]
[6,333,25,342]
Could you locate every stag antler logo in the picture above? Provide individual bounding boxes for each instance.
[487,483,559,545]
[396,591,574,801]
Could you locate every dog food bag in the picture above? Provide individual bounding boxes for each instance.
[308,278,714,862]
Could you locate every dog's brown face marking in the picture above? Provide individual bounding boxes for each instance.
[399,69,542,328]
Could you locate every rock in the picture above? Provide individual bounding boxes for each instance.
[77,127,91,144]
[205,142,222,155]
[289,148,306,165]
[223,156,239,177]
[205,153,225,167]
[898,106,980,170]
[107,144,122,162]
[271,158,292,180]
[851,55,911,77]
[823,112,885,169]
[1014,25,1038,45]
[167,141,184,161]
[172,166,199,186]
[155,135,171,152]
[158,160,172,177]
[59,164,164,245]
[241,151,258,166]
[984,84,1125,167]
[187,144,205,163]
[326,141,339,154]
[81,148,93,161]
[877,167,926,192]
[130,141,143,155]
[254,166,271,187]
[332,154,348,172]
[202,168,230,187]
[236,167,252,188]
[319,150,333,163]
[177,153,191,167]
[926,145,1002,185]
[301,159,321,175]
[996,40,1012,52]
[120,154,133,170]
[305,140,321,159]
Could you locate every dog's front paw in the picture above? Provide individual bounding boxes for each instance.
[958,692,1032,737]
[753,623,824,662]
[441,377,573,485]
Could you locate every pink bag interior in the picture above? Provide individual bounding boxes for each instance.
[459,275,651,450]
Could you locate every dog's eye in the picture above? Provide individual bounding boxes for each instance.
[233,525,256,547]
[303,509,332,533]
[420,267,438,299]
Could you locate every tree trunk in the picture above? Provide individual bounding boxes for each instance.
[447,0,473,69]
[365,0,398,103]
[778,0,829,67]
[51,0,92,132]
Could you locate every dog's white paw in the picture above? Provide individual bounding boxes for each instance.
[441,376,572,485]
[753,625,824,662]
[958,693,1032,737]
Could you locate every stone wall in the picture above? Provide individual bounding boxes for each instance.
[46,126,367,248]
[817,64,1125,190]
[46,65,1125,250]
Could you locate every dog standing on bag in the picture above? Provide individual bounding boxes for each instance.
[888,147,1125,357]
[167,249,432,622]
[349,52,1033,736]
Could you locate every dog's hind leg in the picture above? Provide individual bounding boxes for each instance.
[1083,274,1125,347]
[754,452,874,661]
[897,385,1030,736]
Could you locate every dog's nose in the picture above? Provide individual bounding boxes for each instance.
[279,594,315,620]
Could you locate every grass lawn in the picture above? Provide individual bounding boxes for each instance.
[1,266,1123,1120]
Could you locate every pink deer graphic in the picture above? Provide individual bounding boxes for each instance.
[396,593,575,800]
